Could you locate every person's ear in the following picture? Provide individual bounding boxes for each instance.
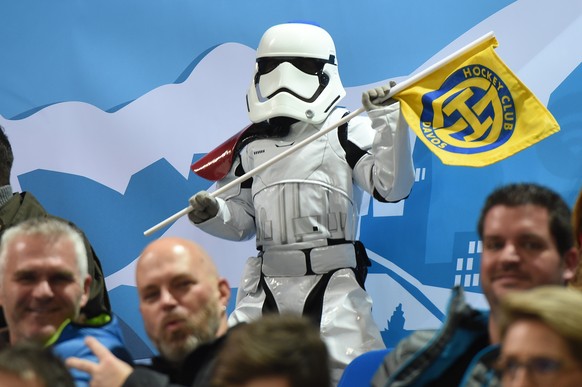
[562,247,579,283]
[217,277,231,313]
[79,275,92,308]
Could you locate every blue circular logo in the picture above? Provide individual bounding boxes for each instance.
[419,65,516,154]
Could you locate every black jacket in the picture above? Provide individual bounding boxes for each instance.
[123,329,235,387]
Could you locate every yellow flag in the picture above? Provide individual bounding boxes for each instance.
[394,36,560,167]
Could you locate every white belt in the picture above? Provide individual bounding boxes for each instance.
[261,243,357,277]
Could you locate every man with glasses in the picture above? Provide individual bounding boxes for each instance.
[497,286,582,386]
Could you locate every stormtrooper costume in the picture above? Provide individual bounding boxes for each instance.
[190,23,415,383]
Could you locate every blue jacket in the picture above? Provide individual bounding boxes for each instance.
[50,314,133,387]
[371,287,500,387]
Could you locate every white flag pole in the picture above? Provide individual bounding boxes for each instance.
[144,31,495,236]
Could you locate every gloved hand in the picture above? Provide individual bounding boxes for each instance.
[362,81,397,111]
[188,191,219,224]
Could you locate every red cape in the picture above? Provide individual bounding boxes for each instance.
[190,125,252,181]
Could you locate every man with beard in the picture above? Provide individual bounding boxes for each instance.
[371,183,579,386]
[67,237,232,387]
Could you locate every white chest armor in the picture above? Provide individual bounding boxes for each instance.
[240,111,357,250]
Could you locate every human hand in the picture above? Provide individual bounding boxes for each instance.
[188,190,219,224]
[66,336,133,387]
[362,81,397,111]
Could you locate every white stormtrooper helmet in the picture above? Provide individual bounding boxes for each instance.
[246,23,346,124]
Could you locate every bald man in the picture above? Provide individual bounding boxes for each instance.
[67,237,232,387]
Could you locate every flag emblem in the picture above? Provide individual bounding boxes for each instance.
[419,63,515,154]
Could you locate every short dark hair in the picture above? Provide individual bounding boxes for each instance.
[477,183,573,256]
[211,314,330,387]
[0,125,14,185]
[0,342,75,386]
